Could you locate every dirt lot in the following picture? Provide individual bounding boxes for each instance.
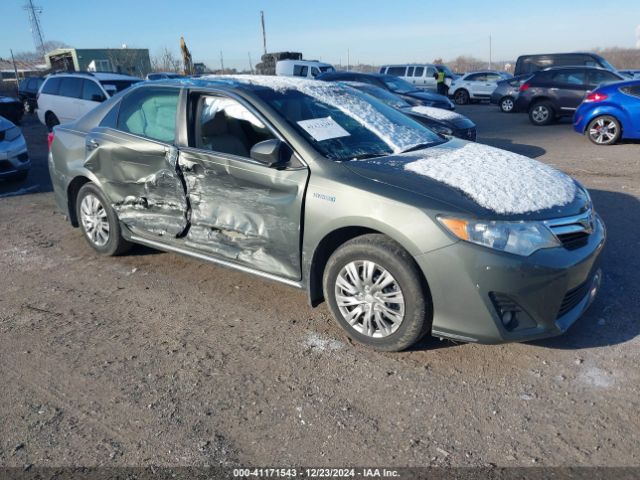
[1,105,639,469]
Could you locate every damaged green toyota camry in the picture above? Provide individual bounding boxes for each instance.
[48,76,605,351]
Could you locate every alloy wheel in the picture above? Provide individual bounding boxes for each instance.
[80,194,110,247]
[531,105,550,123]
[334,260,405,338]
[589,118,618,144]
[500,97,514,112]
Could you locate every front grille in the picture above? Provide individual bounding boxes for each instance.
[545,209,594,249]
[557,280,591,318]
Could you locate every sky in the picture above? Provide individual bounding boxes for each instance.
[1,0,639,70]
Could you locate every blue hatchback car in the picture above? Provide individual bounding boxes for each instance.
[573,80,640,145]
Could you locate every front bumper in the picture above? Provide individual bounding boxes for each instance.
[415,215,606,344]
[0,137,30,178]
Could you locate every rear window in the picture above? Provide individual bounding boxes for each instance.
[387,67,406,76]
[41,77,62,95]
[621,85,640,98]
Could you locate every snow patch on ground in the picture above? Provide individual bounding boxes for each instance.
[403,142,576,214]
[577,367,615,388]
[303,332,345,352]
[207,75,435,153]
[410,106,464,122]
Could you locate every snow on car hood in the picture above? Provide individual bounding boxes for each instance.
[206,75,433,153]
[410,106,464,122]
[345,140,578,216]
[403,142,576,214]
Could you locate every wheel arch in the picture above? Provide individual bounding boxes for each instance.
[306,224,429,307]
[66,172,108,227]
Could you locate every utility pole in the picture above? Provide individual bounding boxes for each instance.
[260,11,267,55]
[489,34,492,70]
[347,48,350,71]
[220,51,225,73]
[23,0,46,57]
[10,49,20,92]
[248,52,253,74]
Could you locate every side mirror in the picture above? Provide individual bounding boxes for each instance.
[250,139,291,167]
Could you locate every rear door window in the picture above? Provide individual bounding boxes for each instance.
[117,87,179,143]
[588,70,621,86]
[465,73,485,82]
[42,77,62,95]
[413,66,424,77]
[59,77,83,98]
[551,70,587,85]
[406,67,414,77]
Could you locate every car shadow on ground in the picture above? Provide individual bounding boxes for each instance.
[479,138,546,158]
[411,189,640,352]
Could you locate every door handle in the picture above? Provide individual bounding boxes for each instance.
[86,139,99,151]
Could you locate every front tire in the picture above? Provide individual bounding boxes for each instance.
[76,183,132,256]
[323,234,431,352]
[587,115,621,145]
[529,101,554,125]
[453,89,470,105]
[499,96,515,113]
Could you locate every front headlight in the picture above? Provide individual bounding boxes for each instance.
[438,217,560,256]
[3,126,21,142]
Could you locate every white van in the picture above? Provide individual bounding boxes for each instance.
[379,64,456,91]
[37,72,141,130]
[275,60,335,79]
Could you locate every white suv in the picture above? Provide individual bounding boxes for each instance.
[37,72,141,130]
[448,71,512,105]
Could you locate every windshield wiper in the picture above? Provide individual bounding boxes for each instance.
[345,153,387,161]
[399,143,434,154]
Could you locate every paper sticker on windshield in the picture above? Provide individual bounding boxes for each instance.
[297,117,350,142]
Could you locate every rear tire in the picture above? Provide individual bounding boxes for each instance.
[322,234,432,352]
[529,101,554,125]
[76,183,132,256]
[45,112,59,132]
[587,115,621,145]
[453,89,470,105]
[499,96,515,113]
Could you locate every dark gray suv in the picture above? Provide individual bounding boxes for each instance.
[48,76,605,351]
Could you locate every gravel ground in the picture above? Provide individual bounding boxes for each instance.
[0,105,638,469]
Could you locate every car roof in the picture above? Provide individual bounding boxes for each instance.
[536,66,618,73]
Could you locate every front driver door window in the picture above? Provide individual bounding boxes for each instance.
[178,93,310,280]
[84,86,189,238]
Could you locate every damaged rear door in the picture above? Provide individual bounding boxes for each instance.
[178,93,309,280]
[84,86,188,237]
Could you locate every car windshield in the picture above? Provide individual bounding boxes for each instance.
[349,84,411,109]
[100,79,141,96]
[381,76,417,93]
[254,83,442,161]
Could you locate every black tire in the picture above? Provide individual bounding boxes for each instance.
[499,96,515,113]
[528,101,554,126]
[76,183,132,256]
[322,234,432,352]
[586,115,621,146]
[45,112,59,132]
[453,89,470,105]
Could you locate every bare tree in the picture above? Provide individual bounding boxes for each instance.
[151,47,182,73]
[13,40,69,62]
[594,47,640,69]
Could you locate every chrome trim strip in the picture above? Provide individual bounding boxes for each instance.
[129,235,303,288]
[550,224,588,235]
[544,209,592,228]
